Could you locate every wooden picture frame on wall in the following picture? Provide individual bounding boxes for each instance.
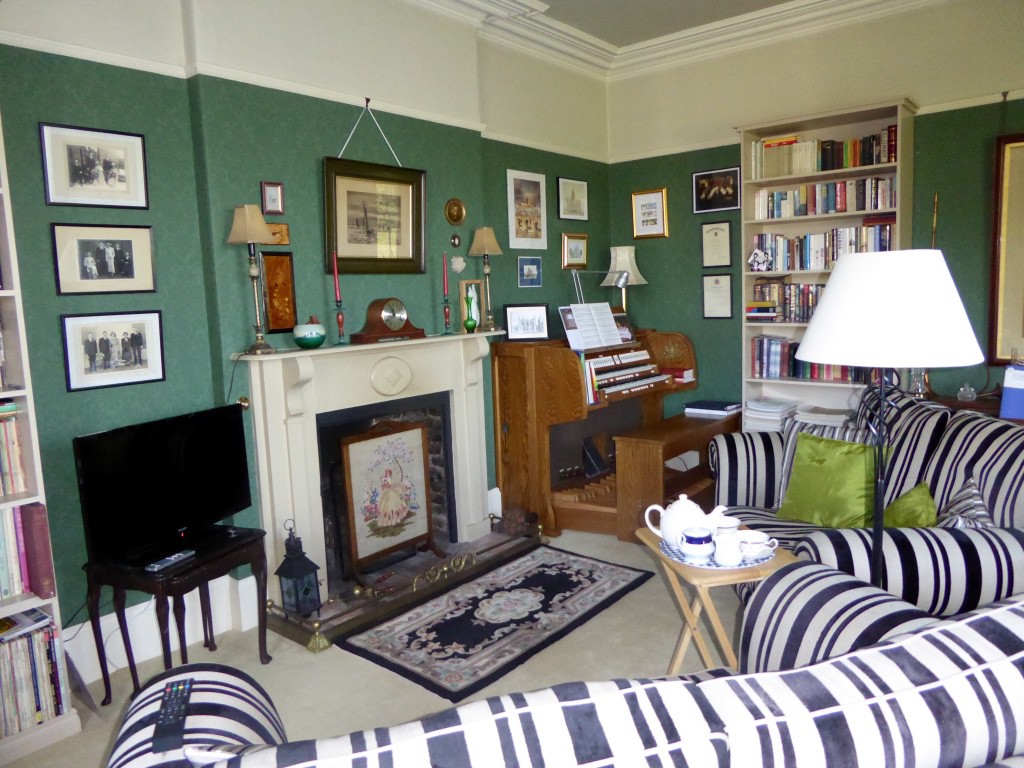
[988,133,1024,364]
[261,251,297,333]
[458,279,485,333]
[631,188,668,238]
[561,232,588,269]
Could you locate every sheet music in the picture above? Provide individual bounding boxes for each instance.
[559,303,623,351]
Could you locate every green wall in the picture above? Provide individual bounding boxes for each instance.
[0,42,1019,624]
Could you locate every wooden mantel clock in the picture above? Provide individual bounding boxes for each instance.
[351,297,426,344]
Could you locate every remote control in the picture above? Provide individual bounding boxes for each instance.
[152,678,193,752]
[145,549,196,572]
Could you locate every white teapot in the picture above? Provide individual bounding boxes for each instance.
[645,494,707,548]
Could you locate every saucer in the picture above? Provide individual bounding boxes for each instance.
[660,540,774,569]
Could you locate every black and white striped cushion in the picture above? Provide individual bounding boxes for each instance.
[936,477,996,528]
[924,409,1024,527]
[709,429,784,508]
[107,663,286,768]
[739,561,937,674]
[793,526,1024,615]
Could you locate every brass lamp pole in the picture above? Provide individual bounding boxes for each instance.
[227,205,276,354]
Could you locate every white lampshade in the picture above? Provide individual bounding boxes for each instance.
[602,246,647,286]
[227,204,275,246]
[468,226,503,257]
[795,249,982,369]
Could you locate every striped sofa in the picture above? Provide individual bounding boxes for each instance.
[708,391,1024,603]
[108,560,1024,768]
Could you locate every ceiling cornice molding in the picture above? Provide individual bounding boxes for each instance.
[413,0,952,80]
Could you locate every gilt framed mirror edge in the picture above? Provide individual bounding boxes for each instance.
[988,133,1024,365]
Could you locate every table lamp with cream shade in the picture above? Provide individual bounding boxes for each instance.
[601,246,647,312]
[227,204,277,355]
[795,249,982,585]
[468,226,503,331]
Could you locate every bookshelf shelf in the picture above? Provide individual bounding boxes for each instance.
[0,112,80,761]
[738,99,916,429]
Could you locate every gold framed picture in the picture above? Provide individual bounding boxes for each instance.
[561,232,588,269]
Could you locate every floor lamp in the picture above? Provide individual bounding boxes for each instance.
[795,249,982,586]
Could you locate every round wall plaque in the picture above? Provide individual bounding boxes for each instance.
[444,198,467,226]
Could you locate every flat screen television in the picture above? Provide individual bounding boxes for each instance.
[73,403,252,565]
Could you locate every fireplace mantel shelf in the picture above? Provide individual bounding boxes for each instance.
[232,331,504,362]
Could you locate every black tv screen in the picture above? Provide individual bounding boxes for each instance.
[73,404,252,565]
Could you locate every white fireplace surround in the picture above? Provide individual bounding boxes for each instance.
[240,332,499,603]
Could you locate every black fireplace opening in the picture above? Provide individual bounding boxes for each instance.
[316,392,456,596]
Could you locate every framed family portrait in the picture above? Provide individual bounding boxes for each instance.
[507,169,547,249]
[61,310,164,391]
[51,223,155,294]
[261,252,297,333]
[323,157,425,274]
[561,232,588,269]
[504,303,550,341]
[261,181,284,215]
[631,188,668,238]
[557,177,588,220]
[40,123,148,208]
[693,167,740,213]
[701,221,732,267]
[342,421,432,571]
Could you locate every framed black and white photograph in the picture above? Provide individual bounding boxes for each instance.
[504,303,550,341]
[51,223,155,295]
[701,221,732,267]
[61,311,164,391]
[692,167,740,213]
[631,188,668,238]
[40,123,148,208]
[507,169,547,249]
[261,181,284,215]
[518,256,543,288]
[323,157,425,274]
[557,177,588,220]
[702,274,733,319]
[561,232,588,269]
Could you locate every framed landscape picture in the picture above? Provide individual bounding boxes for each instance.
[61,310,164,391]
[51,223,155,294]
[557,177,588,220]
[504,303,550,341]
[561,232,588,269]
[40,123,148,208]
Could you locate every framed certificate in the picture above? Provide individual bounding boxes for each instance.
[701,221,731,267]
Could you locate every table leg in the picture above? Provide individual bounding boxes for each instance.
[661,564,716,673]
[696,585,738,670]
[155,596,172,669]
[251,544,272,664]
[113,588,141,695]
[173,594,188,664]
[86,578,112,706]
[199,582,217,651]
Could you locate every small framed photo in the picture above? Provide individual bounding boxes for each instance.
[693,167,740,213]
[40,123,148,208]
[261,251,297,333]
[458,279,485,332]
[504,303,550,341]
[518,256,543,288]
[261,181,284,215]
[701,221,732,267]
[507,169,547,250]
[61,311,164,391]
[631,188,668,238]
[561,232,588,269]
[557,177,588,220]
[51,223,155,294]
[702,274,733,319]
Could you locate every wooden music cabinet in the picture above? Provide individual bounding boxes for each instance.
[493,331,732,540]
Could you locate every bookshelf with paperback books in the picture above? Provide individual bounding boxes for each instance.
[739,100,916,430]
[0,113,80,762]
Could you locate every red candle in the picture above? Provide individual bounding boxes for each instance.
[333,251,341,302]
[443,251,449,297]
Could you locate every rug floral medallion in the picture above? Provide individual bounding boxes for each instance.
[340,546,652,701]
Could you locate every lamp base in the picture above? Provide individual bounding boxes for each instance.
[481,311,498,333]
[245,338,277,355]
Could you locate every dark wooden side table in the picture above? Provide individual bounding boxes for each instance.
[84,526,271,705]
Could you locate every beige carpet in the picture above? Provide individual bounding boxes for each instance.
[8,531,742,768]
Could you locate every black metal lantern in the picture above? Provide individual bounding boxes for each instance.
[275,520,321,618]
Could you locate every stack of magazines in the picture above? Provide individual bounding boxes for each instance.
[744,397,798,431]
[795,404,853,426]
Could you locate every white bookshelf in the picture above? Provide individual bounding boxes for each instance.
[738,100,916,429]
[0,112,81,764]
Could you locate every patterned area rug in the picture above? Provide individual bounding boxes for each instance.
[338,546,652,702]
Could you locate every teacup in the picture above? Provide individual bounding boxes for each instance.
[679,526,715,563]
[714,515,741,537]
[737,530,778,561]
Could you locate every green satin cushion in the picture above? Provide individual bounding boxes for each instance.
[777,432,876,527]
[882,482,937,527]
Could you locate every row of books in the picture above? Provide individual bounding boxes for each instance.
[0,504,55,601]
[750,335,875,383]
[750,125,897,179]
[0,614,72,737]
[751,176,896,220]
[748,222,895,273]
[746,281,824,324]
[0,411,27,497]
